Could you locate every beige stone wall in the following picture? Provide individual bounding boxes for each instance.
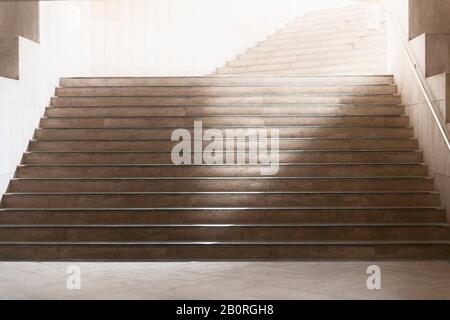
[0,0,39,79]
[409,0,450,40]
[388,0,450,220]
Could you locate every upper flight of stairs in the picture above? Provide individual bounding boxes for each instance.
[216,4,387,75]
[0,75,449,261]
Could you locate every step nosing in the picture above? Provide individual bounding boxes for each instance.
[57,84,397,89]
[61,75,394,80]
[31,138,418,142]
[35,125,413,129]
[0,223,448,228]
[47,103,403,108]
[4,191,439,195]
[11,176,433,181]
[42,115,406,119]
[24,150,422,154]
[18,163,427,167]
[0,241,448,247]
[53,94,398,98]
[0,207,444,212]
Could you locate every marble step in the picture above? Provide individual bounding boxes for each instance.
[0,223,447,241]
[14,164,430,178]
[55,84,397,97]
[0,208,445,225]
[39,115,408,128]
[21,151,422,164]
[60,76,395,87]
[27,138,418,152]
[8,177,435,193]
[33,126,414,140]
[44,105,404,117]
[49,94,401,107]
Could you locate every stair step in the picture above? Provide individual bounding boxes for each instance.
[217,54,384,74]
[27,139,418,152]
[55,85,397,96]
[287,9,382,28]
[3,192,441,208]
[269,22,383,41]
[34,126,415,140]
[301,4,369,17]
[278,21,384,38]
[235,66,388,76]
[39,115,408,128]
[15,164,429,178]
[0,208,445,225]
[8,177,435,192]
[60,76,395,87]
[260,30,384,48]
[238,43,386,60]
[50,95,401,107]
[45,105,404,117]
[246,35,385,54]
[21,151,423,164]
[229,49,387,67]
[0,224,447,241]
[0,241,447,261]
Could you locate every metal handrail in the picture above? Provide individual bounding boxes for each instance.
[389,12,450,152]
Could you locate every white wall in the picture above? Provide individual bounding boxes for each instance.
[86,0,360,76]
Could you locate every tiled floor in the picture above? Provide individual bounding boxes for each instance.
[1,261,450,299]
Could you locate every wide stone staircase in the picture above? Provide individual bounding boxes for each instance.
[0,4,449,260]
[0,75,449,260]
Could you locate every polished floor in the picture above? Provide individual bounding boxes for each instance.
[1,261,450,299]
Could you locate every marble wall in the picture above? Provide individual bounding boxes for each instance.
[409,0,450,40]
[0,0,39,79]
[388,0,450,220]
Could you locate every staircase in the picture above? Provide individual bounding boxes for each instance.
[0,4,449,261]
[0,75,448,260]
[216,4,387,75]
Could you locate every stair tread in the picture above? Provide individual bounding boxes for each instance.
[0,206,445,212]
[0,223,448,227]
[0,240,448,245]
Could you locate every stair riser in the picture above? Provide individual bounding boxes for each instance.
[219,56,386,73]
[8,179,435,193]
[33,127,414,140]
[229,49,387,67]
[3,194,440,208]
[301,5,371,16]
[247,36,385,54]
[238,43,386,60]
[231,66,388,76]
[28,140,418,152]
[286,12,383,28]
[0,244,447,261]
[0,226,446,241]
[261,31,384,48]
[55,86,397,97]
[60,76,395,87]
[15,165,429,178]
[45,106,404,117]
[40,116,408,128]
[269,23,383,41]
[21,152,423,165]
[50,96,401,107]
[0,210,445,225]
